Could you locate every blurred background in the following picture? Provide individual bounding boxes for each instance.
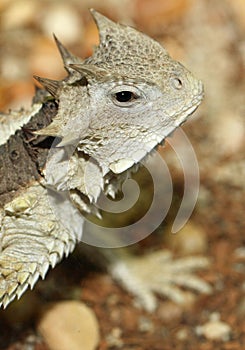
[0,0,244,349]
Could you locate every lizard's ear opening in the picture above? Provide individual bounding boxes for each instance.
[69,64,110,82]
[53,34,81,73]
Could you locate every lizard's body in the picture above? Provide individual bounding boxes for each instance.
[0,10,207,310]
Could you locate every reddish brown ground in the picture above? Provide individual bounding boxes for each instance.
[0,0,244,349]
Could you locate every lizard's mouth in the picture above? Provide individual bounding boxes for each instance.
[174,79,204,126]
[175,103,200,127]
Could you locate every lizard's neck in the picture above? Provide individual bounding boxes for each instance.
[0,99,58,207]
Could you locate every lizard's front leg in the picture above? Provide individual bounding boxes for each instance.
[0,183,83,308]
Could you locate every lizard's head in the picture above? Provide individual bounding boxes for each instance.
[35,10,203,175]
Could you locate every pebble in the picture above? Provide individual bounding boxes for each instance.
[196,313,231,341]
[30,36,64,78]
[230,0,245,30]
[212,112,244,155]
[106,327,123,348]
[157,301,183,323]
[237,297,245,318]
[138,316,154,333]
[41,4,83,44]
[176,327,189,341]
[235,246,245,259]
[164,221,208,255]
[1,0,37,29]
[134,0,193,28]
[37,300,100,350]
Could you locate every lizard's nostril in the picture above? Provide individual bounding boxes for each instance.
[171,77,183,90]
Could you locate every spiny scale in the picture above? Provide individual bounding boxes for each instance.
[33,75,60,98]
[69,63,111,81]
[0,9,204,310]
[53,34,82,73]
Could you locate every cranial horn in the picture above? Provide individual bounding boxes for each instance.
[90,9,117,43]
[53,34,81,73]
[69,64,109,81]
[89,9,168,58]
[33,76,60,98]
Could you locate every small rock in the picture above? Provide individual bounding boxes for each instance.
[121,307,138,331]
[235,246,245,259]
[134,0,193,29]
[196,313,231,341]
[1,0,37,29]
[30,36,64,78]
[164,221,208,255]
[82,19,100,57]
[41,4,83,44]
[230,0,245,30]
[158,301,183,323]
[138,316,154,333]
[37,300,100,350]
[237,297,245,318]
[176,327,189,341]
[106,327,123,348]
[212,112,244,155]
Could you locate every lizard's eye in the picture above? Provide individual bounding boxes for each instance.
[115,90,138,104]
[110,85,142,107]
[115,91,136,103]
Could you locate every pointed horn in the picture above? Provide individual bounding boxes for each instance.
[89,9,168,59]
[33,75,60,97]
[53,34,80,72]
[69,63,109,80]
[33,120,62,137]
[90,9,117,43]
[90,9,116,30]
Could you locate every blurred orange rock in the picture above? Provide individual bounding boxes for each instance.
[0,81,34,110]
[134,0,193,29]
[1,0,38,30]
[37,300,100,350]
[163,221,208,255]
[82,20,100,58]
[30,36,65,79]
[230,0,245,31]
[41,3,83,45]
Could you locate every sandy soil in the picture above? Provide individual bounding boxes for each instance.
[0,0,244,349]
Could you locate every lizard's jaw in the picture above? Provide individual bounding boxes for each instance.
[174,103,200,127]
[175,95,204,127]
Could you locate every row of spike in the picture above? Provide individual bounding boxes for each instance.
[0,238,76,309]
[34,34,79,98]
[34,9,115,98]
[34,35,113,99]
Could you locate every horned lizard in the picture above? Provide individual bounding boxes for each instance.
[0,10,210,310]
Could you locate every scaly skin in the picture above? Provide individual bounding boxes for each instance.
[0,10,205,308]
